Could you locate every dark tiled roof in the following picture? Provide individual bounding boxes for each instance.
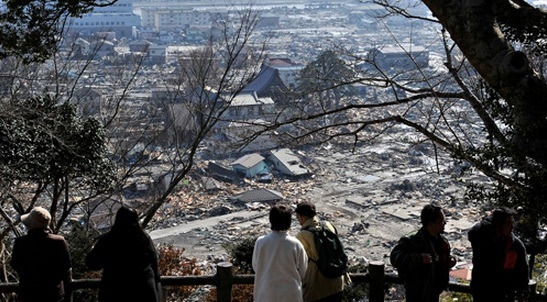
[207,162,239,181]
[235,188,284,202]
[242,66,287,96]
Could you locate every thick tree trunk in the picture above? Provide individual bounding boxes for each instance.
[421,0,547,165]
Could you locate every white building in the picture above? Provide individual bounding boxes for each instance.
[139,7,212,30]
[68,0,140,38]
[224,92,275,121]
[268,148,311,177]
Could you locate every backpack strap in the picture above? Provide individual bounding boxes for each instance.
[319,221,339,235]
[303,220,339,262]
[304,220,338,235]
[325,221,338,235]
[302,223,322,263]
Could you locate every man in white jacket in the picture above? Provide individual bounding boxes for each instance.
[253,203,308,302]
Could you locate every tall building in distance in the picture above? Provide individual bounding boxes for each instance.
[68,0,141,38]
[139,7,212,31]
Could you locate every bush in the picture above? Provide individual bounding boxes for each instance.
[440,292,473,302]
[206,284,254,302]
[205,236,258,302]
[534,254,547,294]
[157,244,205,301]
[67,229,208,302]
[342,262,368,302]
[65,225,101,302]
[222,236,257,274]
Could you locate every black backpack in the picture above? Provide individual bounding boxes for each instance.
[305,221,348,278]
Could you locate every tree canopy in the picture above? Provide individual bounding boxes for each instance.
[0,0,117,63]
[0,96,115,231]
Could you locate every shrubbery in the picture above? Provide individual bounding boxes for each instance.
[157,244,206,301]
[535,254,547,294]
[205,236,258,302]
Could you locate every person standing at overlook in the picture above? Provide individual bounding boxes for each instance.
[86,206,161,302]
[295,201,349,302]
[252,203,308,302]
[469,208,529,302]
[390,203,456,302]
[11,206,72,302]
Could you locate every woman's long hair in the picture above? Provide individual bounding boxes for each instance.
[111,206,149,247]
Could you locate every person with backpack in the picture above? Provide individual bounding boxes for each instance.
[295,201,349,302]
[390,203,456,302]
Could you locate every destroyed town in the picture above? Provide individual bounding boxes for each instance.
[1,0,546,301]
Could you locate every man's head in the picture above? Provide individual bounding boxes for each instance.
[295,201,316,225]
[270,203,292,231]
[492,207,515,238]
[21,207,51,230]
[421,203,446,236]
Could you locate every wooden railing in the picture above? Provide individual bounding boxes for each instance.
[1,261,545,302]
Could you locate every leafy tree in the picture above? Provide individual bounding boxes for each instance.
[0,95,115,233]
[0,0,117,63]
[0,8,266,252]
[534,254,547,294]
[0,9,268,301]
[298,50,357,110]
[0,27,142,284]
[64,224,101,302]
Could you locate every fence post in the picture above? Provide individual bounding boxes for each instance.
[529,280,537,302]
[369,261,384,302]
[216,262,233,302]
[66,269,73,302]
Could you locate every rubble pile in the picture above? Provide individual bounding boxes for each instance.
[150,138,488,275]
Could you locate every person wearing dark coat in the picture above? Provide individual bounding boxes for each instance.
[11,206,72,302]
[468,208,529,302]
[86,206,161,302]
[390,204,456,302]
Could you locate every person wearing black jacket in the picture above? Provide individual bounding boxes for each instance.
[11,207,71,302]
[469,208,529,302]
[390,204,456,302]
[86,206,161,302]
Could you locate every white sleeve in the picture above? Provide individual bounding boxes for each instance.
[296,241,308,280]
[252,237,261,273]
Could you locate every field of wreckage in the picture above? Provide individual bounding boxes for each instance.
[147,128,487,281]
